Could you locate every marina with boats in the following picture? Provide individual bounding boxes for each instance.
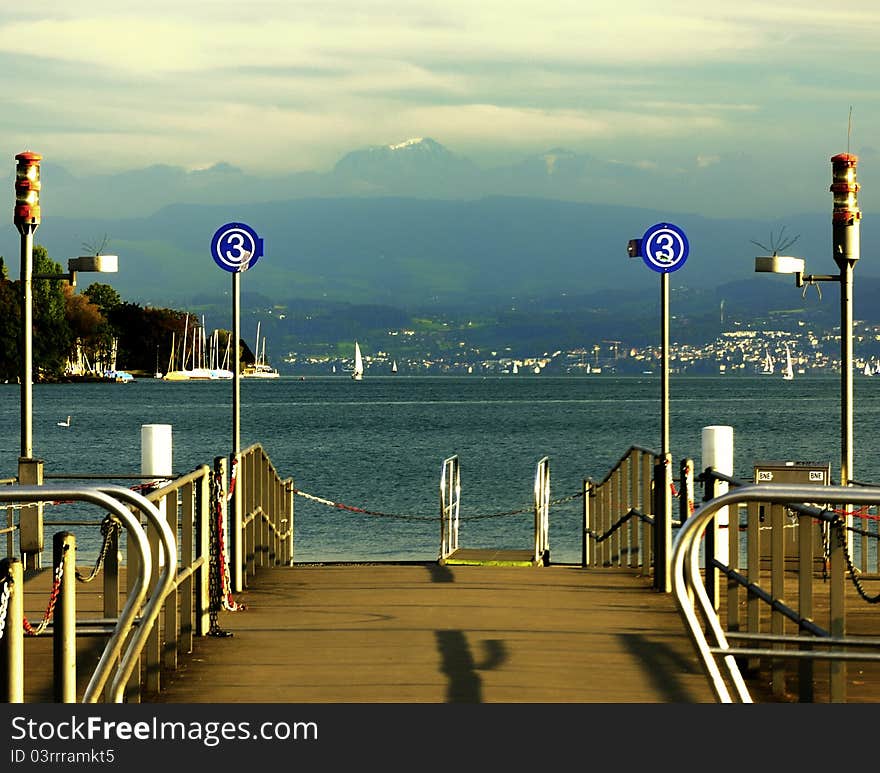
[241,321,279,379]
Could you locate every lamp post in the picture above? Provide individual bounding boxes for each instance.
[13,151,119,568]
[753,153,861,488]
[754,152,861,703]
[14,151,41,461]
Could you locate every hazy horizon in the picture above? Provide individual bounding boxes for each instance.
[2,2,878,219]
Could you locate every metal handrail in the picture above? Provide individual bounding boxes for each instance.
[439,455,460,560]
[91,484,177,704]
[671,482,880,703]
[0,485,152,704]
[584,445,661,579]
[533,457,550,565]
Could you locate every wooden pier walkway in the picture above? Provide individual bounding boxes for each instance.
[149,562,716,703]
[19,560,880,704]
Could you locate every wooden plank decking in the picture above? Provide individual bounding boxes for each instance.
[17,561,880,704]
[150,563,717,703]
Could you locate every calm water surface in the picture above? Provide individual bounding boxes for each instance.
[2,375,879,564]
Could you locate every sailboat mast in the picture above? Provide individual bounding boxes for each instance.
[255,321,261,364]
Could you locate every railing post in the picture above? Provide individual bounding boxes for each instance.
[103,522,119,621]
[770,502,786,699]
[144,500,161,696]
[163,488,180,672]
[285,479,295,565]
[197,466,211,636]
[245,450,256,581]
[653,453,672,592]
[679,458,694,528]
[600,475,611,567]
[702,469,719,611]
[180,480,195,653]
[797,507,815,703]
[640,451,653,574]
[627,454,638,568]
[0,557,24,702]
[582,478,591,567]
[829,516,846,702]
[610,467,621,566]
[54,531,76,703]
[124,509,142,703]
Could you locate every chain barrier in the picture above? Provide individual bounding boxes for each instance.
[207,468,231,636]
[75,516,121,584]
[206,463,244,637]
[293,487,583,522]
[4,479,164,511]
[0,570,11,642]
[22,543,68,636]
[221,460,245,613]
[830,511,880,604]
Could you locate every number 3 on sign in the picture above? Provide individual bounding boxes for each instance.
[211,222,264,274]
[640,222,689,274]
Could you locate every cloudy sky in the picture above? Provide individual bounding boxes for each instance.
[1,1,878,217]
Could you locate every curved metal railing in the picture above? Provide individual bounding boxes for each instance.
[0,485,152,703]
[672,482,880,703]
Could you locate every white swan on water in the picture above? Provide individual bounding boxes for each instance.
[57,415,70,427]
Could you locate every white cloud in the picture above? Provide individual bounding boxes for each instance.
[0,0,878,215]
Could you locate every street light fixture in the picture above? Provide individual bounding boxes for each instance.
[37,254,120,287]
[13,150,119,568]
[753,153,861,489]
[753,153,861,703]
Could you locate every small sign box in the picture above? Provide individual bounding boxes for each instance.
[753,460,831,485]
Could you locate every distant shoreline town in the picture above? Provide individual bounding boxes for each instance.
[283,321,880,378]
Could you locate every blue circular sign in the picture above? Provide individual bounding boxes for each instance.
[211,222,264,273]
[640,222,689,273]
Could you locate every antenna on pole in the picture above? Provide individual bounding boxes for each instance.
[847,105,853,155]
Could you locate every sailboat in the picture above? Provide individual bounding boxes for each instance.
[782,344,794,381]
[242,321,280,379]
[163,322,192,381]
[391,359,398,374]
[761,346,774,375]
[352,341,364,381]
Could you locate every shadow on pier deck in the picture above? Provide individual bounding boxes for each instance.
[150,563,716,704]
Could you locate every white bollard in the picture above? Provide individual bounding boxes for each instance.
[141,424,173,478]
[702,425,733,562]
[141,424,173,564]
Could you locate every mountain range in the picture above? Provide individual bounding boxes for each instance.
[0,138,875,327]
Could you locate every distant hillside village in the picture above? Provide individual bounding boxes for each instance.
[282,320,880,378]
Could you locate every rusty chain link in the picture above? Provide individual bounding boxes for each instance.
[23,543,68,636]
[75,516,121,584]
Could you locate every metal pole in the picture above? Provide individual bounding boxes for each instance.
[661,271,670,457]
[19,227,34,459]
[232,271,241,467]
[829,151,860,701]
[18,215,43,570]
[231,271,243,592]
[840,260,854,488]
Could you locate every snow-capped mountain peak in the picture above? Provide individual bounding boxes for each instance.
[388,137,426,151]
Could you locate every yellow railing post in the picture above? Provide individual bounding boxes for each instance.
[0,557,24,702]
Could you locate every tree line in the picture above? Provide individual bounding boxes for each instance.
[0,244,240,383]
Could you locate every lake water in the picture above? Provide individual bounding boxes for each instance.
[2,374,879,564]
